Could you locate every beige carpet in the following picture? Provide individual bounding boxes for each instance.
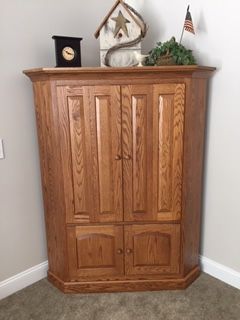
[0,273,239,320]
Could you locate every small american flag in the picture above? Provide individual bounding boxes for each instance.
[184,7,195,34]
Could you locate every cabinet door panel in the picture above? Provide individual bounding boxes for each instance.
[153,84,185,220]
[122,84,184,222]
[68,95,90,218]
[122,85,153,221]
[57,85,123,223]
[125,224,180,275]
[68,225,124,279]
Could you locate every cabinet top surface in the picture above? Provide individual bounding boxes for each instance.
[23,65,215,79]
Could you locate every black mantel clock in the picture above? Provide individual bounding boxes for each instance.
[52,35,82,67]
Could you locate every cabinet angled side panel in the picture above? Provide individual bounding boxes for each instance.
[181,76,210,275]
[33,81,68,280]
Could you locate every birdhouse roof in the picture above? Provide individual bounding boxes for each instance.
[94,0,145,39]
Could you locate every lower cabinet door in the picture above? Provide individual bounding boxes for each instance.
[67,225,124,280]
[125,224,180,275]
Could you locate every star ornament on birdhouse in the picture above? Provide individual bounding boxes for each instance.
[94,0,147,67]
[112,11,130,38]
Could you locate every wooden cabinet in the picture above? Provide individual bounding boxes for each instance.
[24,66,215,293]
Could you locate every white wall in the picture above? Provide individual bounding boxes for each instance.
[0,0,239,282]
[0,0,102,282]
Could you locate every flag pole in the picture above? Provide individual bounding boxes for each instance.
[179,5,189,44]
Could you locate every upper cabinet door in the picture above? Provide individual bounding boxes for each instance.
[122,84,185,221]
[122,85,154,221]
[153,84,185,221]
[57,85,123,223]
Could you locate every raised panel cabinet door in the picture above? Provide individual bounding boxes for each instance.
[122,85,154,221]
[57,85,123,223]
[125,224,180,275]
[67,225,124,280]
[153,84,185,220]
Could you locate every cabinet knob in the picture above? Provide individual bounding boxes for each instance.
[117,248,123,254]
[126,248,132,254]
[115,155,122,160]
[123,155,131,160]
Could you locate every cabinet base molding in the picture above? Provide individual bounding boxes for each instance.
[48,267,200,293]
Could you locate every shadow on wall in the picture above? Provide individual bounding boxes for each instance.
[199,72,214,253]
[196,10,208,33]
[185,9,222,68]
[140,2,164,54]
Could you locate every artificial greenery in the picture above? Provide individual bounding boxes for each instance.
[145,37,196,66]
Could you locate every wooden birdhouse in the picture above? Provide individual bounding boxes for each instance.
[95,0,146,67]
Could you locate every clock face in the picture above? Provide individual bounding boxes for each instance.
[62,46,76,61]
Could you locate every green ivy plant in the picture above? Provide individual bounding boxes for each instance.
[145,37,196,66]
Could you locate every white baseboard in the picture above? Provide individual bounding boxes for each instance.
[200,255,240,290]
[0,257,239,300]
[0,261,48,300]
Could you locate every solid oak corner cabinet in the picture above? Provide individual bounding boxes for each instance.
[23,66,215,293]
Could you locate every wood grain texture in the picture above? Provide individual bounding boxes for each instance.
[153,84,185,221]
[95,95,114,214]
[67,225,124,280]
[181,78,209,276]
[48,266,200,293]
[68,96,89,220]
[122,85,153,221]
[89,86,123,222]
[57,86,96,223]
[122,83,184,222]
[157,94,174,212]
[23,66,216,82]
[125,224,180,275]
[132,95,147,212]
[33,81,69,280]
[25,66,215,293]
[57,85,123,223]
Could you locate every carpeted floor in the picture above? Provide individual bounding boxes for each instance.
[0,273,239,320]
